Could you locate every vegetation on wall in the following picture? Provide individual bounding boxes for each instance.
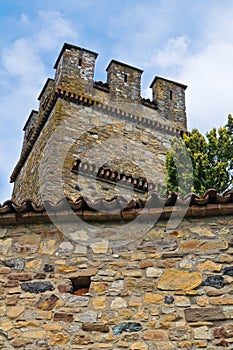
[166,114,233,195]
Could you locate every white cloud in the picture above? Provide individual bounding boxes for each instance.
[181,40,233,132]
[2,38,46,82]
[145,36,189,75]
[104,1,233,135]
[21,13,30,24]
[0,11,77,202]
[35,10,78,51]
[144,7,233,133]
[107,2,178,64]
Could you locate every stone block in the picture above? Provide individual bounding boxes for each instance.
[7,306,25,319]
[54,312,74,323]
[8,273,32,281]
[113,322,142,335]
[184,307,226,322]
[21,281,54,293]
[82,323,109,333]
[143,330,168,341]
[158,270,202,291]
[91,240,109,254]
[36,294,59,310]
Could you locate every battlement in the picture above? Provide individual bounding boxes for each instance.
[150,76,187,127]
[21,43,188,159]
[20,110,38,155]
[32,42,187,119]
[53,43,98,95]
[106,59,143,101]
[51,42,187,111]
[53,43,98,69]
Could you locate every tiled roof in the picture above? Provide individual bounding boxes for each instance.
[0,189,232,225]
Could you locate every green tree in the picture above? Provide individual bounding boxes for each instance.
[166,136,194,195]
[166,114,233,195]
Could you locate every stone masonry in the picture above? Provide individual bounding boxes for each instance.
[11,43,187,204]
[1,42,232,349]
[0,211,232,349]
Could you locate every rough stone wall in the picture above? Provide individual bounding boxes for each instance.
[12,98,176,204]
[0,215,233,349]
[11,43,188,202]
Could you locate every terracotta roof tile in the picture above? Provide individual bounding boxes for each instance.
[0,189,232,226]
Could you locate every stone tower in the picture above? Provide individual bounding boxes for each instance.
[11,43,188,204]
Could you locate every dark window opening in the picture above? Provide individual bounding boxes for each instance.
[70,276,91,295]
[169,90,173,100]
[124,74,128,83]
[78,58,82,67]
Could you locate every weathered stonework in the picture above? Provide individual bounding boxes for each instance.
[11,43,187,204]
[150,77,187,129]
[0,215,232,349]
[12,100,173,204]
[2,42,232,349]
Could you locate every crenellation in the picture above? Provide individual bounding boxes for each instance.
[150,76,187,130]
[106,59,143,101]
[38,78,55,110]
[53,43,98,97]
[21,110,38,156]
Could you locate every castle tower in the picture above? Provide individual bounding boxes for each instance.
[11,43,188,204]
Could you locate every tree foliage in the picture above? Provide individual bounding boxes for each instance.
[166,114,233,195]
[166,137,194,195]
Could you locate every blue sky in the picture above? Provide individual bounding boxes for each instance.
[1,0,233,202]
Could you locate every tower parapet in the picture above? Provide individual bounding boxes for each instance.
[22,110,38,151]
[53,43,98,96]
[150,76,187,129]
[38,78,55,111]
[106,60,143,101]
